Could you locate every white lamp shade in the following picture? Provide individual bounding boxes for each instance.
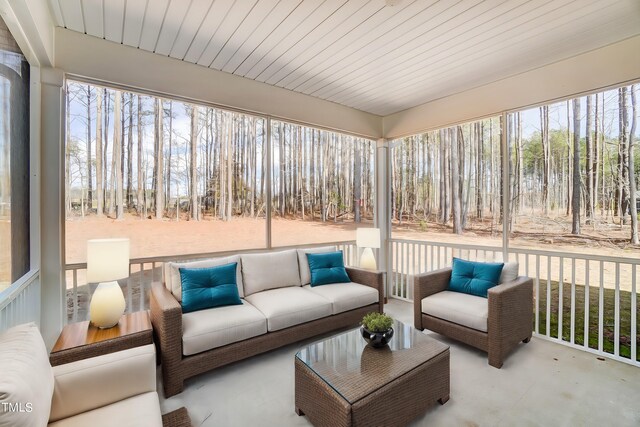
[86,238,130,283]
[89,281,126,328]
[356,228,380,249]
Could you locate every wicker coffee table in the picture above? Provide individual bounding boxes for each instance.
[295,320,449,427]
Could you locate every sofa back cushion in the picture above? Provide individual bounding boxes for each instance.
[241,249,301,296]
[163,255,244,301]
[448,258,504,298]
[307,251,351,287]
[499,261,519,283]
[0,322,54,427]
[297,246,337,285]
[180,263,243,313]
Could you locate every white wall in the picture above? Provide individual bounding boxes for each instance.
[382,35,640,139]
[54,28,382,139]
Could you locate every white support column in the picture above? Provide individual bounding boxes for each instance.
[39,68,65,348]
[375,138,389,298]
[501,112,510,261]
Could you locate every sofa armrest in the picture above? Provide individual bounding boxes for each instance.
[346,267,384,312]
[49,344,156,422]
[488,276,534,343]
[413,268,452,329]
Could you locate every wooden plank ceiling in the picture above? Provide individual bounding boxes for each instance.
[48,0,640,116]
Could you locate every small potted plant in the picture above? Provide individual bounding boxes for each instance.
[360,312,394,348]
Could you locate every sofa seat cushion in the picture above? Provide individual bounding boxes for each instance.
[241,249,301,296]
[182,300,267,356]
[48,391,162,427]
[421,291,488,332]
[304,283,378,314]
[245,287,332,332]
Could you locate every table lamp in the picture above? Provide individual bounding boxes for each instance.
[356,228,380,270]
[87,238,130,328]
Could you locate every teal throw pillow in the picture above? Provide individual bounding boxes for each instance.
[307,251,351,287]
[180,262,242,313]
[448,258,504,298]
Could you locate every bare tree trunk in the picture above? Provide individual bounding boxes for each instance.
[585,95,594,224]
[95,88,103,217]
[136,96,143,217]
[571,98,581,235]
[126,93,133,209]
[113,92,124,219]
[86,86,92,210]
[155,98,164,220]
[354,141,362,223]
[629,85,638,244]
[540,106,550,215]
[65,83,71,217]
[190,106,199,220]
[226,113,233,220]
[451,128,462,234]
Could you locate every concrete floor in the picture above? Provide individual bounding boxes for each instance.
[159,299,640,426]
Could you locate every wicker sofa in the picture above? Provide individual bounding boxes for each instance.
[151,246,384,397]
[413,265,533,368]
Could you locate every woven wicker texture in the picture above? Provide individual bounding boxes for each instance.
[151,267,384,397]
[49,331,153,366]
[295,322,450,427]
[414,267,533,368]
[161,407,191,427]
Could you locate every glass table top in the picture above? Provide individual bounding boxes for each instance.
[295,320,449,404]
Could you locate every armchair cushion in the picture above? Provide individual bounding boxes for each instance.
[449,258,504,298]
[0,322,54,427]
[49,344,156,422]
[297,246,337,285]
[307,251,350,287]
[47,392,161,427]
[421,291,488,332]
[499,262,519,283]
[180,263,242,313]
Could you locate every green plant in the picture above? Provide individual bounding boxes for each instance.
[361,312,393,332]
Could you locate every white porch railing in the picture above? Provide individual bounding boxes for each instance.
[64,241,358,323]
[0,270,41,332]
[389,238,639,367]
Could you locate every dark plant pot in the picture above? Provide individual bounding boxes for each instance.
[361,326,394,348]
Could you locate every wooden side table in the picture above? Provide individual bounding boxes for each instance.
[50,311,153,366]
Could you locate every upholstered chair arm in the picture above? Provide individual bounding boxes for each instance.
[150,281,184,396]
[487,276,534,365]
[49,344,156,422]
[413,267,452,329]
[346,267,384,312]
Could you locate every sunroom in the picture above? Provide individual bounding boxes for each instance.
[0,1,639,426]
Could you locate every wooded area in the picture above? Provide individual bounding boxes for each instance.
[65,82,375,226]
[391,84,640,246]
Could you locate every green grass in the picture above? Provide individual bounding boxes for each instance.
[536,281,639,361]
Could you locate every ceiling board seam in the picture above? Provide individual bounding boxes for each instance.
[208,0,261,67]
[120,0,127,44]
[272,0,385,87]
[288,0,446,93]
[101,0,105,40]
[136,0,150,48]
[194,0,239,66]
[167,0,194,56]
[57,0,69,29]
[79,0,87,34]
[368,10,635,114]
[329,0,559,104]
[255,0,350,82]
[230,0,304,74]
[217,0,282,71]
[152,0,172,53]
[174,0,216,60]
[353,0,617,111]
[307,0,488,97]
[243,1,326,79]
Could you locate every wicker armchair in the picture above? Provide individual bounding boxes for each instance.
[413,267,533,368]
